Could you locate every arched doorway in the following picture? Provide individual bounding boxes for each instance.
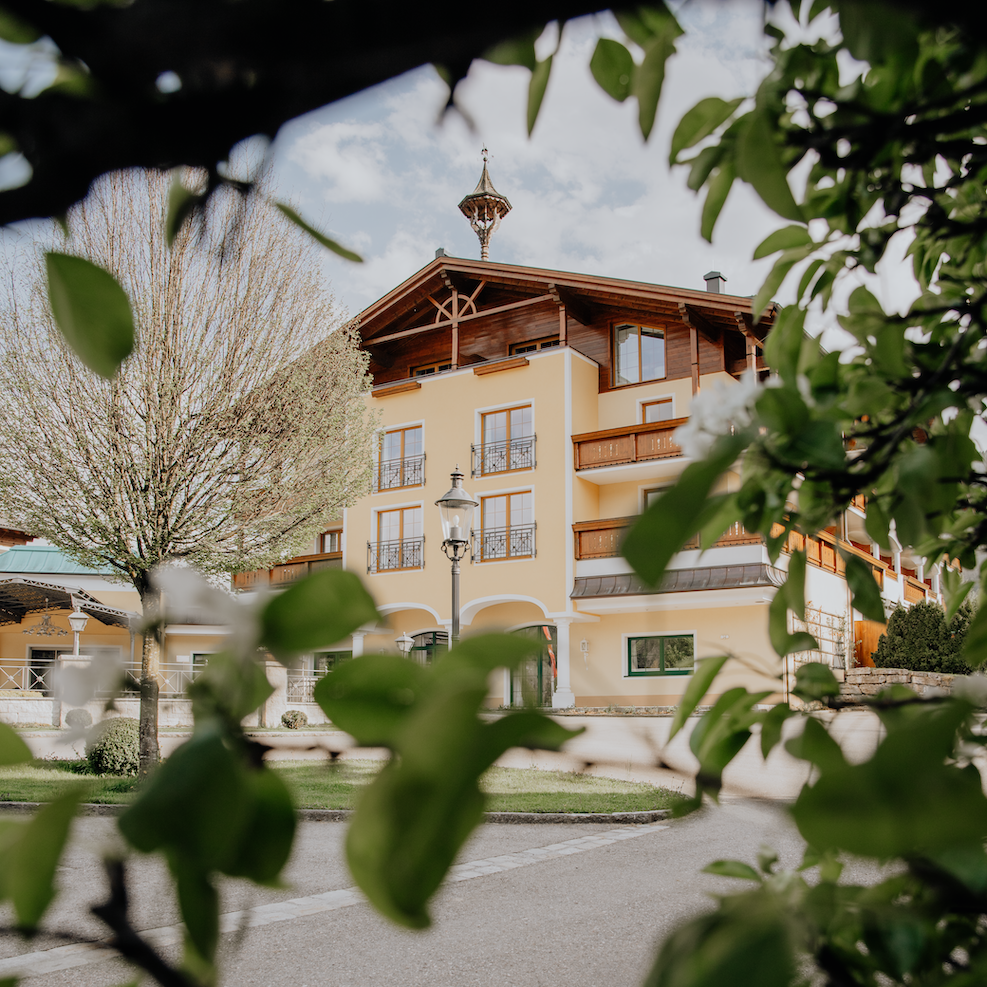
[509,624,556,706]
[410,630,448,666]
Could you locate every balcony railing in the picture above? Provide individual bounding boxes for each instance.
[473,524,536,562]
[779,526,888,590]
[572,418,688,470]
[233,552,342,591]
[373,454,425,492]
[472,435,536,476]
[287,667,326,703]
[572,517,760,560]
[0,658,201,698]
[904,575,929,603]
[368,537,425,573]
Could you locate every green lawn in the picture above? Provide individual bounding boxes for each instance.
[0,759,679,813]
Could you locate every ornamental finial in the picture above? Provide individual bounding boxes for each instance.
[458,150,511,261]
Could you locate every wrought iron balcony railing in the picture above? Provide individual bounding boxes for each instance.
[472,523,536,562]
[368,536,425,573]
[373,454,425,492]
[472,435,536,476]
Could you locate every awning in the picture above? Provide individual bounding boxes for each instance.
[570,563,786,599]
[0,576,141,629]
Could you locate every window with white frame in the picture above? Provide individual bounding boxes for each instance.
[613,323,666,386]
[626,634,694,676]
[475,491,535,561]
[320,528,342,554]
[642,398,674,423]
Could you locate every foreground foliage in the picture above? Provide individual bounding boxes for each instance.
[3,1,987,986]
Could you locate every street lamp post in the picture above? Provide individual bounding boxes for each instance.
[67,608,89,657]
[435,468,479,646]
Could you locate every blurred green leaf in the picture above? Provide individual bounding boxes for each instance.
[736,110,803,222]
[483,29,539,69]
[941,566,973,623]
[224,768,296,885]
[172,855,219,962]
[624,432,749,585]
[0,788,83,930]
[527,56,553,135]
[670,96,743,164]
[842,553,886,622]
[759,703,793,759]
[590,38,634,102]
[0,723,32,766]
[643,888,795,987]
[753,225,812,260]
[700,163,735,243]
[260,568,378,662]
[962,603,987,668]
[670,654,730,741]
[45,252,135,378]
[0,9,42,43]
[703,859,762,881]
[166,175,205,247]
[315,655,426,747]
[274,203,363,262]
[785,717,846,772]
[792,662,840,702]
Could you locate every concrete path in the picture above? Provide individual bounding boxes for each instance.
[0,800,850,987]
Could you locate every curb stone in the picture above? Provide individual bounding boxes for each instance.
[0,802,671,824]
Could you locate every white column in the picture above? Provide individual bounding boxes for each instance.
[552,617,576,709]
[352,632,366,657]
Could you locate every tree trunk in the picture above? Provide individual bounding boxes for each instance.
[135,577,161,778]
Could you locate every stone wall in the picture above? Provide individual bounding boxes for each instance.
[841,666,956,701]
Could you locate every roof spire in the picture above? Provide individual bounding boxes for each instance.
[458,147,511,261]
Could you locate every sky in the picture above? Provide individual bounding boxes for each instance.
[0,0,919,344]
[264,2,797,321]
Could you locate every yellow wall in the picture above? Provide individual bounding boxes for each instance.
[570,606,778,706]
[596,376,694,429]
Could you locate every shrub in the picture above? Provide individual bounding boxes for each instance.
[281,709,308,729]
[86,717,140,776]
[872,599,976,674]
[65,708,92,729]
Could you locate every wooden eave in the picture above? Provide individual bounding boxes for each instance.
[355,257,776,344]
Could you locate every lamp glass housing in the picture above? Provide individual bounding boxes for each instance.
[435,472,478,544]
[67,609,89,634]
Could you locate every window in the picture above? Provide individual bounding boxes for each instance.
[369,506,424,572]
[375,425,424,491]
[412,361,452,377]
[510,336,561,355]
[475,405,535,475]
[475,491,535,561]
[626,635,695,676]
[613,324,666,386]
[320,529,342,554]
[314,651,352,672]
[642,398,674,423]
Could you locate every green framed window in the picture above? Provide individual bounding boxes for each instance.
[314,650,352,672]
[626,634,694,676]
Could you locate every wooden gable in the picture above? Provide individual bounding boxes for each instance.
[355,257,774,391]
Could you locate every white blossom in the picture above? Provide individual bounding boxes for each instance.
[674,371,762,460]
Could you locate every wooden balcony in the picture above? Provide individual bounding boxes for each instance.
[904,575,928,603]
[779,527,888,589]
[572,517,760,560]
[233,552,342,591]
[572,418,688,471]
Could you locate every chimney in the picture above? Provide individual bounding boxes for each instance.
[704,271,726,293]
[435,247,447,258]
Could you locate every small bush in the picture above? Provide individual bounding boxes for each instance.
[873,599,976,674]
[65,708,92,729]
[86,717,140,776]
[281,710,308,730]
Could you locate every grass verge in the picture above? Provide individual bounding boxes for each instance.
[0,759,680,813]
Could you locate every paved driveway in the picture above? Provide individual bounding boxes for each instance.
[2,800,834,987]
